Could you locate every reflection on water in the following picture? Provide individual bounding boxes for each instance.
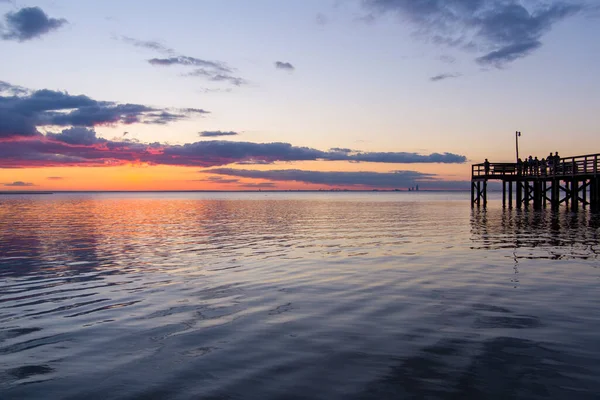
[1,192,599,399]
[471,208,600,260]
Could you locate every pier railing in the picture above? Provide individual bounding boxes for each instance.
[472,153,600,179]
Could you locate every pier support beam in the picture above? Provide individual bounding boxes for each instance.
[533,180,542,210]
[483,180,487,207]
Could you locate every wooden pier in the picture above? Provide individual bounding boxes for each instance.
[471,153,600,210]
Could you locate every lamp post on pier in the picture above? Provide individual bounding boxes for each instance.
[515,131,521,162]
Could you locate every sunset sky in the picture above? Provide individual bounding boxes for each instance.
[1,0,599,190]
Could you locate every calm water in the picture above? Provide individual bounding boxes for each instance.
[1,192,599,399]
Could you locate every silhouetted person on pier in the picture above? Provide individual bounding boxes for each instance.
[548,152,554,174]
[484,159,490,175]
[541,157,547,176]
[517,158,523,175]
[528,155,534,175]
[534,156,540,176]
[554,152,560,173]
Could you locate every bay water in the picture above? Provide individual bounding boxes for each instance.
[1,192,599,399]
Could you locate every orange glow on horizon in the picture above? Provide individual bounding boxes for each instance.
[1,161,472,191]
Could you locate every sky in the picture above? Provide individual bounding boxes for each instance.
[1,0,599,191]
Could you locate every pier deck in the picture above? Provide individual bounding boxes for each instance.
[471,153,600,210]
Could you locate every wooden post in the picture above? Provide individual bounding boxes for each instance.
[551,179,560,210]
[477,181,481,206]
[562,179,568,209]
[483,180,488,207]
[502,181,506,208]
[508,181,513,208]
[571,179,579,211]
[592,178,600,210]
[471,181,475,207]
[542,180,547,208]
[516,180,522,208]
[533,181,542,210]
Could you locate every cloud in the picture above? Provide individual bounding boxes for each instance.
[3,181,34,187]
[148,56,231,73]
[363,0,584,67]
[430,73,461,82]
[199,131,239,137]
[182,108,210,115]
[0,82,208,138]
[120,36,244,87]
[241,182,277,189]
[119,36,175,55]
[235,159,275,165]
[185,69,247,86]
[0,80,28,95]
[46,176,63,180]
[194,176,240,184]
[0,130,467,169]
[275,61,295,71]
[1,7,67,41]
[475,41,541,67]
[329,147,355,153]
[205,168,470,189]
[46,127,102,145]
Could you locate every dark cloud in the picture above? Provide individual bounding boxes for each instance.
[275,61,295,71]
[3,181,34,187]
[241,182,277,189]
[121,36,243,87]
[46,104,160,126]
[363,0,584,67]
[182,108,210,115]
[205,168,470,189]
[195,176,240,184]
[199,131,239,137]
[430,73,461,81]
[46,127,102,145]
[235,160,275,165]
[0,130,467,169]
[207,168,475,190]
[46,176,63,180]
[0,80,28,95]
[142,111,188,125]
[119,36,175,55]
[1,7,67,41]
[475,41,541,66]
[148,56,231,73]
[0,82,207,138]
[348,151,466,163]
[329,147,355,153]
